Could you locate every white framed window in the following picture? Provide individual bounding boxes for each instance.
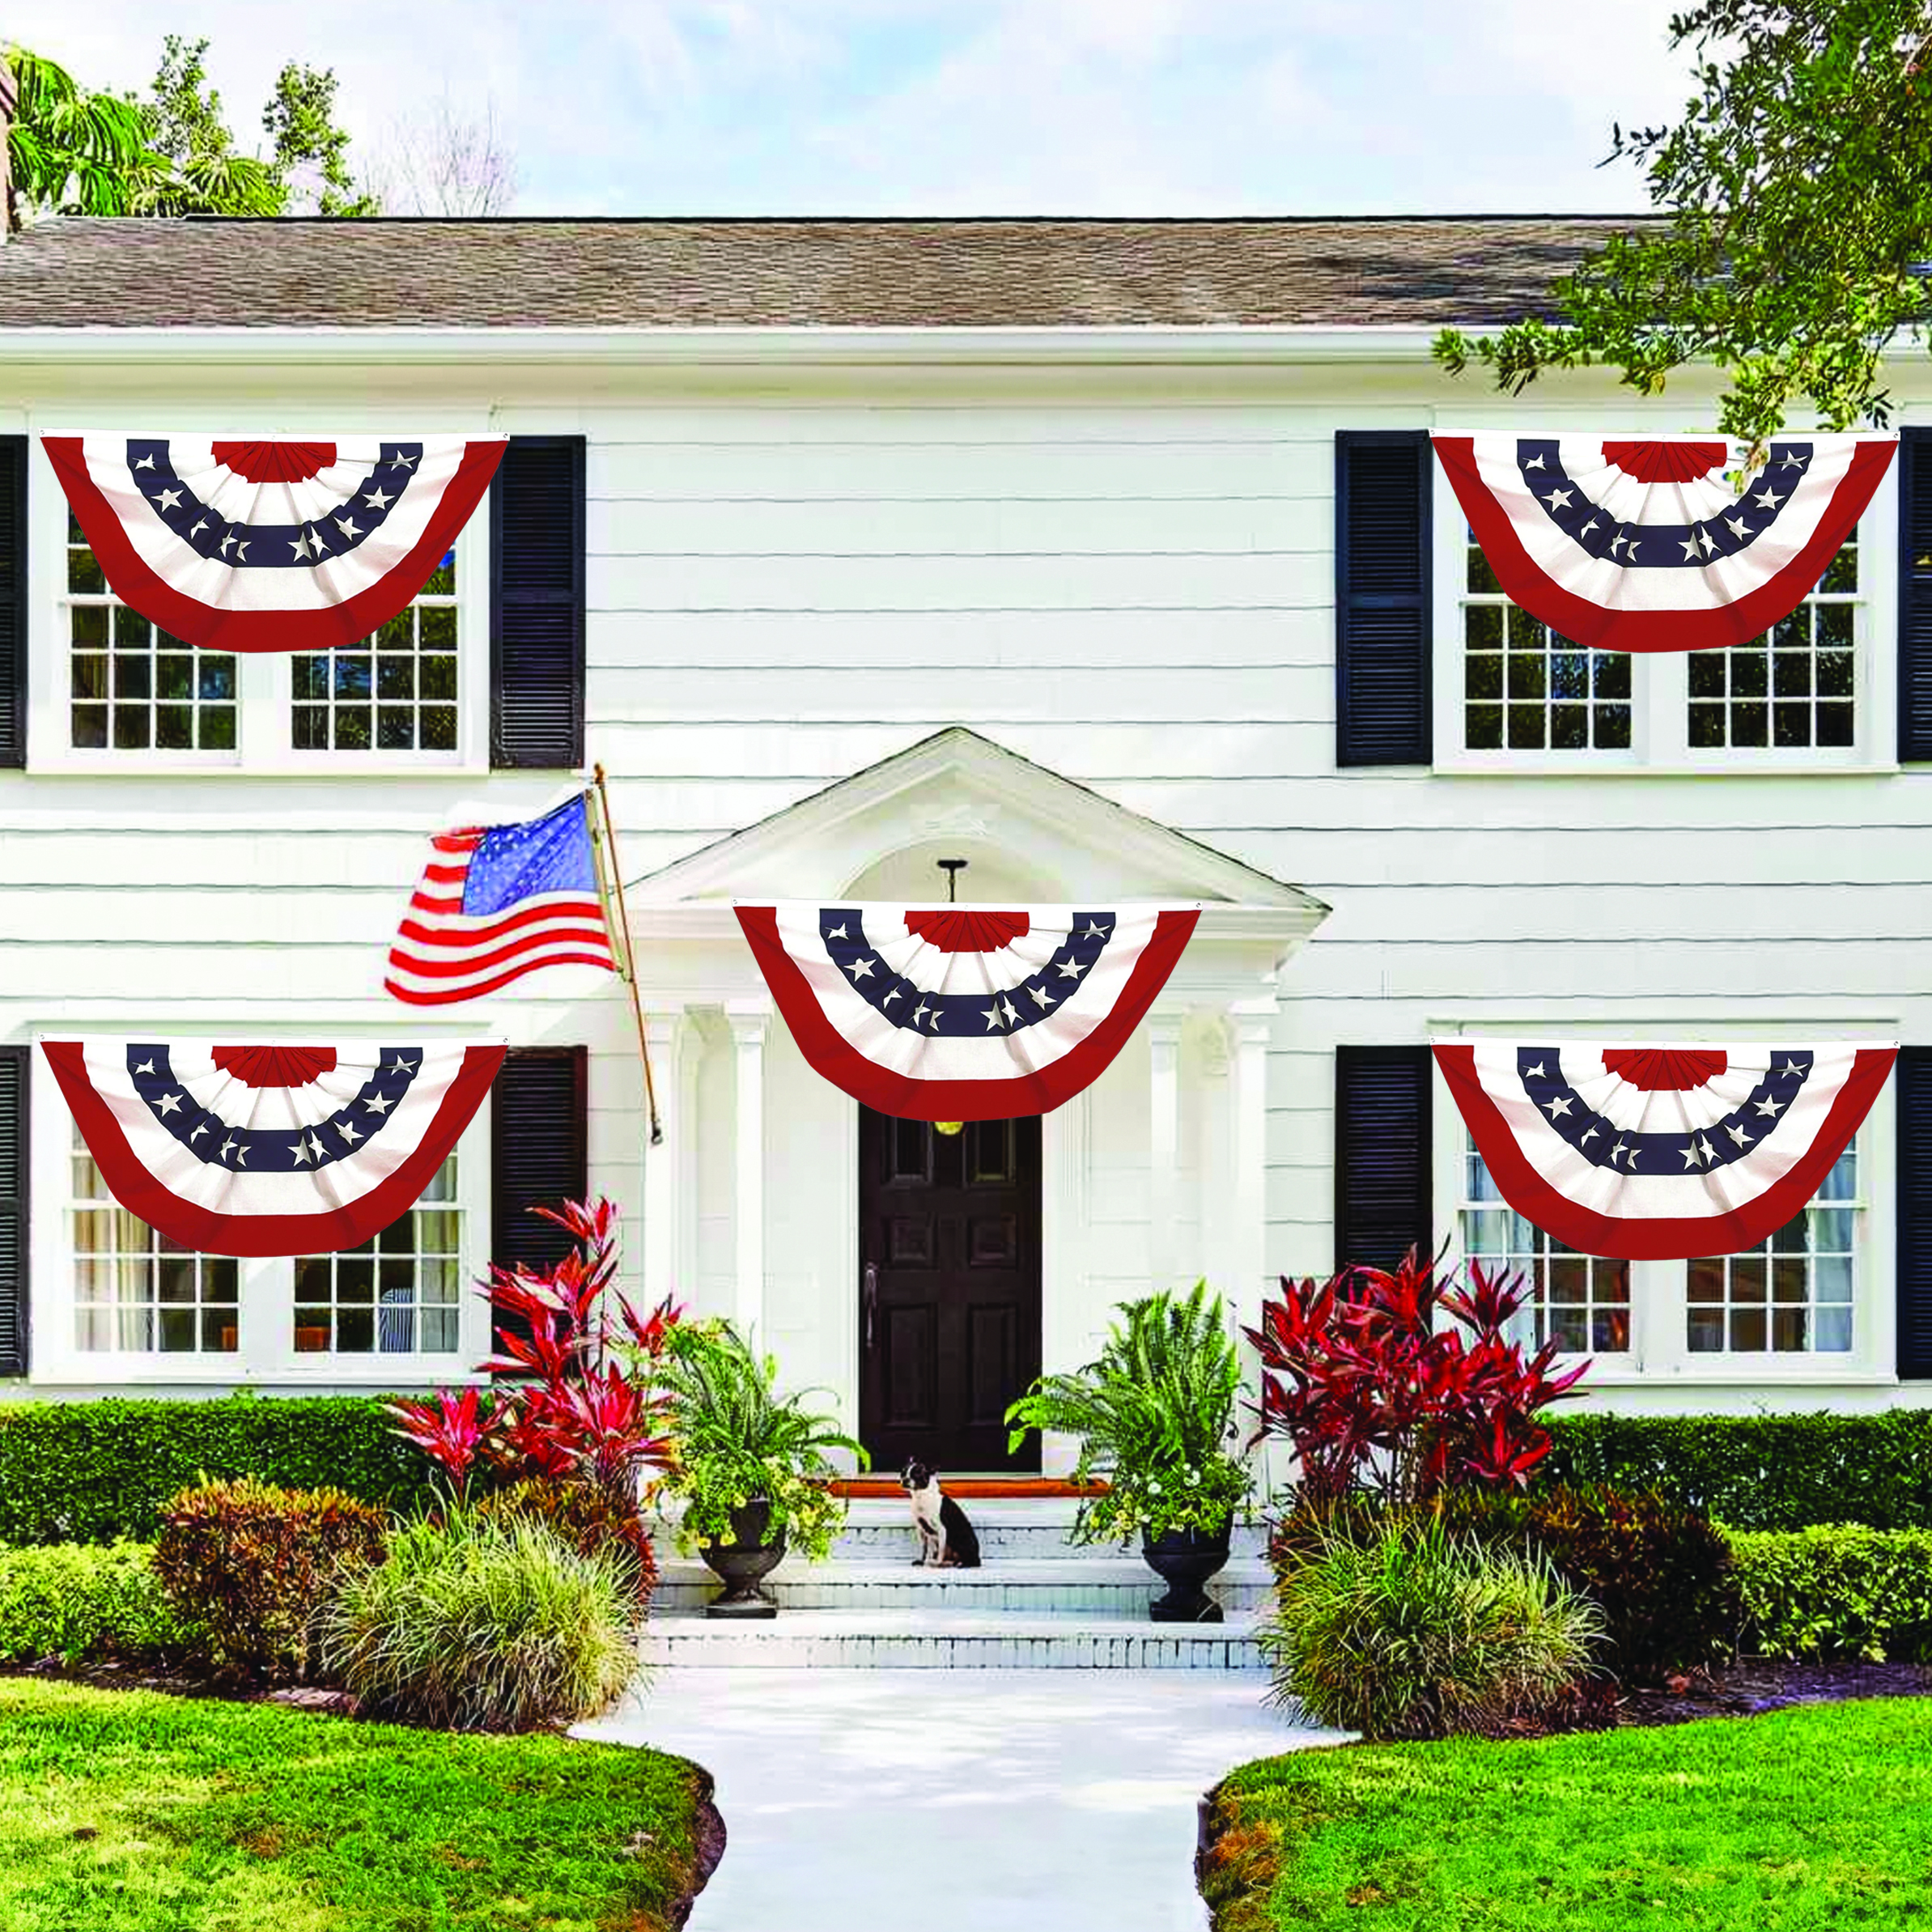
[32,468,487,775]
[1433,1041,1892,1382]
[29,1040,491,1385]
[1431,456,1896,772]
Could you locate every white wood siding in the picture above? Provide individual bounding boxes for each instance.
[3,353,1930,1409]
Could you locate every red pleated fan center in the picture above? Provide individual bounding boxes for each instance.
[903,910,1030,953]
[1602,1048,1728,1091]
[210,1046,340,1088]
[1599,440,1728,484]
[210,440,338,484]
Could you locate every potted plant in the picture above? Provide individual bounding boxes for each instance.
[646,1319,868,1618]
[1004,1280,1252,1622]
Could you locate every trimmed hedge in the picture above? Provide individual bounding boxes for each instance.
[1732,1526,1932,1663]
[1539,1411,1932,1531]
[0,1395,435,1546]
[0,1543,194,1663]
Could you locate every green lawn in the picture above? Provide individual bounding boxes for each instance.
[1205,1698,1932,1932]
[0,1677,710,1932]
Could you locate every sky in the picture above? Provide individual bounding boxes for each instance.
[9,0,1693,216]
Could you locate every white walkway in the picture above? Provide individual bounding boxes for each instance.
[576,1667,1344,1932]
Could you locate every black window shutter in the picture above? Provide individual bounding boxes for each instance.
[1900,427,1932,762]
[1899,1046,1932,1378]
[0,1046,28,1378]
[1334,1045,1433,1274]
[490,1045,588,1284]
[0,435,27,770]
[490,435,586,769]
[1335,430,1432,766]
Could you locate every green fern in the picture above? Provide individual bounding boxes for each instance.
[1004,1281,1252,1543]
[648,1321,868,1561]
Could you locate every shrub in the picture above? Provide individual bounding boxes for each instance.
[1485,1485,1739,1684]
[0,1394,433,1546]
[1538,1411,1932,1531]
[1248,1247,1588,1506]
[152,1477,387,1681]
[1263,1514,1602,1740]
[317,1510,640,1731]
[0,1542,194,1664]
[1731,1525,1932,1663]
[1004,1280,1252,1543]
[472,1476,659,1607]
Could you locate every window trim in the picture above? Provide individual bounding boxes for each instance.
[26,1030,493,1386]
[1429,1021,1897,1386]
[28,447,491,777]
[1429,454,1899,775]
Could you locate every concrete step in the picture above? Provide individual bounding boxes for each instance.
[654,1554,1276,1615]
[824,1498,1272,1563]
[637,1608,1270,1671]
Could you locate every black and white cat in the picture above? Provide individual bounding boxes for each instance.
[902,1459,982,1569]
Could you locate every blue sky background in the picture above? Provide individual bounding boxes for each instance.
[10,0,1692,214]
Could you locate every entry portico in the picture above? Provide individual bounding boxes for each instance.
[621,727,1328,1471]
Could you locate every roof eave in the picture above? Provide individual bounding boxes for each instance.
[0,322,1476,365]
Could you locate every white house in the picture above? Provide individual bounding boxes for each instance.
[1,214,1928,1471]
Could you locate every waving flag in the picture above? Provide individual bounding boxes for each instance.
[385,793,618,1005]
[42,1040,503,1258]
[1432,433,1895,652]
[1434,1040,1896,1260]
[736,902,1198,1121]
[43,434,506,654]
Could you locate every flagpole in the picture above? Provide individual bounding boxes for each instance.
[591,763,663,1147]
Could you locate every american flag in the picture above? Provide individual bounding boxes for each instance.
[385,793,618,1004]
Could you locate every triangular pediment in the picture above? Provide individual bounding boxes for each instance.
[631,727,1327,936]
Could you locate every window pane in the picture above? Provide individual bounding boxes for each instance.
[72,1131,240,1355]
[1684,538,1858,750]
[291,1158,462,1357]
[1681,1152,1861,1355]
[1461,1140,1630,1352]
[290,573,459,755]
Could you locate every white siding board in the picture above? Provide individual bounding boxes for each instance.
[590,550,1327,611]
[584,609,1330,669]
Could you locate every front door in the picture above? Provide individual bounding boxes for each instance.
[857,1107,1042,1472]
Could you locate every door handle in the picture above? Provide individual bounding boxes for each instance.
[864,1263,879,1350]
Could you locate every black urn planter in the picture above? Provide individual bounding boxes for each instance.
[700,1499,787,1619]
[1142,1522,1232,1624]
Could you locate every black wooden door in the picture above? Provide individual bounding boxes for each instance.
[858,1108,1042,1473]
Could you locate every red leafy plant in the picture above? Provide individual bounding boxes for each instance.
[1247,1246,1590,1508]
[386,1198,681,1598]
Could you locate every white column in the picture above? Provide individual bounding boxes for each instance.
[1148,1012,1183,1295]
[725,999,770,1344]
[641,1009,688,1305]
[1227,998,1275,1338]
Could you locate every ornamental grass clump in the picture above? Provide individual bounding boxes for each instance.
[1264,1514,1602,1740]
[1004,1280,1252,1543]
[317,1508,639,1732]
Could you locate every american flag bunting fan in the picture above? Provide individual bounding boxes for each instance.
[1431,432,1896,652]
[735,902,1199,1121]
[42,434,506,654]
[1433,1040,1896,1260]
[41,1039,503,1259]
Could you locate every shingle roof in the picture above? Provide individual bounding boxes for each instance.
[0,215,1639,330]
